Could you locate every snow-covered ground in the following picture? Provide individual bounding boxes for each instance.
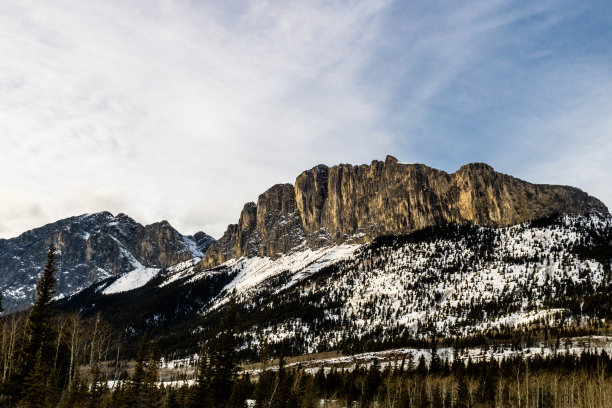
[241,335,612,375]
[217,213,612,352]
[156,243,361,310]
[92,213,611,357]
[208,244,361,308]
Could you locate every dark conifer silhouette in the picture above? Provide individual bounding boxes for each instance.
[18,247,62,406]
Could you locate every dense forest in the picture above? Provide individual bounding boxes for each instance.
[0,247,611,407]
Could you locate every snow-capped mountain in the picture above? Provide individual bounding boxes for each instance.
[0,212,214,310]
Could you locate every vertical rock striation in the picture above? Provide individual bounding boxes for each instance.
[200,156,608,268]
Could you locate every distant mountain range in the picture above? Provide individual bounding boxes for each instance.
[1,157,610,359]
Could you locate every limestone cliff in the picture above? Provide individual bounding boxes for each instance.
[200,156,608,268]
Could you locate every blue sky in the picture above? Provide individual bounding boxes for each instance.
[1,0,611,238]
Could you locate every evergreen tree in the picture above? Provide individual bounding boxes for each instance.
[142,339,162,408]
[88,362,108,408]
[228,373,253,408]
[298,376,317,408]
[188,348,213,408]
[365,358,382,400]
[416,354,428,376]
[126,334,162,408]
[253,371,276,408]
[17,247,61,406]
[58,369,89,408]
[456,374,471,408]
[429,337,441,374]
[210,291,239,406]
[128,334,148,406]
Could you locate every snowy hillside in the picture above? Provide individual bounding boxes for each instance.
[57,212,612,359]
[183,213,612,355]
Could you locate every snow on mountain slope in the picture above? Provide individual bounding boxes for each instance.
[59,212,611,358]
[157,244,361,309]
[209,244,361,306]
[203,213,612,354]
[103,266,161,295]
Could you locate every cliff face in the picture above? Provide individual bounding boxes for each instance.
[201,156,608,268]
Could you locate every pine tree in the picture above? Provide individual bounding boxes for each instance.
[429,337,441,374]
[228,373,253,408]
[18,247,61,406]
[58,369,89,408]
[365,358,382,400]
[298,376,317,408]
[129,334,148,405]
[188,348,213,408]
[456,374,471,408]
[416,354,428,376]
[142,339,161,407]
[88,362,108,408]
[210,291,239,405]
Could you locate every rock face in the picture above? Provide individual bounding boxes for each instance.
[201,156,608,268]
[0,212,214,310]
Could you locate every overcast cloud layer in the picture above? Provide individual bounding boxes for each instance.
[1,0,611,239]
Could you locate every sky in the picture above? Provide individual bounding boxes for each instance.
[1,0,611,239]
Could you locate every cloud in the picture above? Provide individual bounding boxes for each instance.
[509,65,612,210]
[0,0,398,237]
[1,0,610,238]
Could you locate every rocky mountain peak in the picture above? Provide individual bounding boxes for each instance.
[457,162,495,174]
[200,157,608,269]
[0,211,214,310]
[385,154,399,163]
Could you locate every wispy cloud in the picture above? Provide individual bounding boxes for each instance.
[0,0,610,238]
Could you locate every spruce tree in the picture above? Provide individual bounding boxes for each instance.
[228,373,253,408]
[142,339,161,407]
[210,291,239,405]
[456,374,471,408]
[18,247,61,406]
[129,334,148,405]
[88,362,108,408]
[429,338,441,374]
[188,348,212,408]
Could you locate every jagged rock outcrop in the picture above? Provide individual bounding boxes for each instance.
[0,212,214,310]
[201,156,608,268]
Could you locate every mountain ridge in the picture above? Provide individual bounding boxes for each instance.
[56,212,612,359]
[0,211,214,310]
[201,156,608,268]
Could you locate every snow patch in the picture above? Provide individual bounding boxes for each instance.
[102,266,160,294]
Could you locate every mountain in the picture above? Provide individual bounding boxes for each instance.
[59,212,612,358]
[0,212,214,310]
[52,158,611,359]
[201,156,607,268]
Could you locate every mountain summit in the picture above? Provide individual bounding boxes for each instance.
[201,156,607,268]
